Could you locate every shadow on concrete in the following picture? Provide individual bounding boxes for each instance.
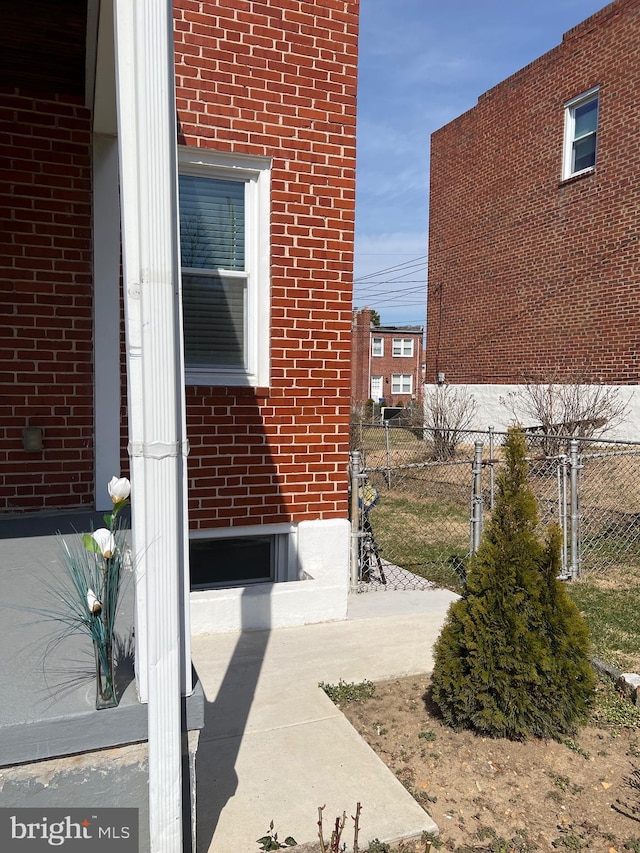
[193,589,271,853]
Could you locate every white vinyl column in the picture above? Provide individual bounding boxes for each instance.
[113,1,191,850]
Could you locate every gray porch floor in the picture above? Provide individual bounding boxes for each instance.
[0,512,170,766]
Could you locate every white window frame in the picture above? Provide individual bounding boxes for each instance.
[178,147,271,387]
[562,87,599,181]
[371,336,384,357]
[392,338,414,357]
[391,374,413,394]
[370,375,383,400]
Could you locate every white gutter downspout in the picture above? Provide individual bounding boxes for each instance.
[113,1,190,851]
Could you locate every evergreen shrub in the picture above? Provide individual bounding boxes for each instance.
[430,427,595,740]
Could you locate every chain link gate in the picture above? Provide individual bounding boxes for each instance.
[350,425,640,592]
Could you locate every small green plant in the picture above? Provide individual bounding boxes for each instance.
[319,679,375,705]
[551,834,585,850]
[546,772,570,792]
[623,840,640,852]
[592,676,640,729]
[627,738,640,758]
[420,830,440,849]
[545,789,563,804]
[562,738,591,759]
[256,821,297,851]
[418,730,437,742]
[366,840,390,853]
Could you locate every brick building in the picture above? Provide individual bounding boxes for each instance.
[425,0,640,436]
[2,0,359,629]
[1,1,360,843]
[352,307,424,407]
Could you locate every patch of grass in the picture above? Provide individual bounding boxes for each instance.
[567,582,640,672]
[319,679,375,705]
[547,772,571,791]
[591,676,640,729]
[562,738,591,760]
[418,730,437,742]
[319,679,375,704]
[368,494,468,592]
[551,834,586,850]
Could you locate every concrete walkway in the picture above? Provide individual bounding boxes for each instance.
[191,587,458,853]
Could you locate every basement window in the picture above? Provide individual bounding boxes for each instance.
[189,533,291,589]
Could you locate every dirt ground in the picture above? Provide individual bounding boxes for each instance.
[337,676,640,853]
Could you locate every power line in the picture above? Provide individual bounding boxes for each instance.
[354,254,427,283]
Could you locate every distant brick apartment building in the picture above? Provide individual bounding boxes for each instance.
[352,307,424,407]
[425,0,640,436]
[2,0,360,628]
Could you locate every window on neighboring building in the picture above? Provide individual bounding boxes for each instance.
[391,374,412,394]
[370,375,383,400]
[563,88,599,180]
[178,148,271,386]
[371,337,383,357]
[392,338,414,357]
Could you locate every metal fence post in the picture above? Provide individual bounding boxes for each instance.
[488,425,495,511]
[471,440,484,554]
[350,450,361,590]
[558,454,569,579]
[569,439,581,580]
[384,420,392,488]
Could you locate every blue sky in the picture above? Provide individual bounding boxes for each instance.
[353,0,608,327]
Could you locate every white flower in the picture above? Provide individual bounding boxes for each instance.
[108,476,131,504]
[87,589,102,614]
[92,528,116,559]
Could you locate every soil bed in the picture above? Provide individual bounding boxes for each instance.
[337,675,640,852]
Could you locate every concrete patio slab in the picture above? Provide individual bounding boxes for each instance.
[191,585,458,852]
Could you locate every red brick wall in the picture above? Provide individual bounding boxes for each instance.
[174,0,359,528]
[0,92,94,512]
[1,0,358,522]
[426,0,640,386]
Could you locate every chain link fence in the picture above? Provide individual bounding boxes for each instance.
[350,423,640,592]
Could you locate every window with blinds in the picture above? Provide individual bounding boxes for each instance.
[179,175,247,369]
[178,147,271,387]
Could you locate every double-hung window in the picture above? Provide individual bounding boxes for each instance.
[392,338,414,357]
[563,88,599,180]
[371,337,383,357]
[391,374,412,394]
[178,148,271,386]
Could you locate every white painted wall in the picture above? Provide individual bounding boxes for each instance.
[190,518,350,634]
[424,383,640,442]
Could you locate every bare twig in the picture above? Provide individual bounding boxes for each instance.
[352,802,361,853]
[318,805,327,853]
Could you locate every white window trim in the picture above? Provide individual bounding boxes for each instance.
[562,87,599,181]
[371,336,384,357]
[178,147,271,387]
[391,374,413,394]
[392,337,414,357]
